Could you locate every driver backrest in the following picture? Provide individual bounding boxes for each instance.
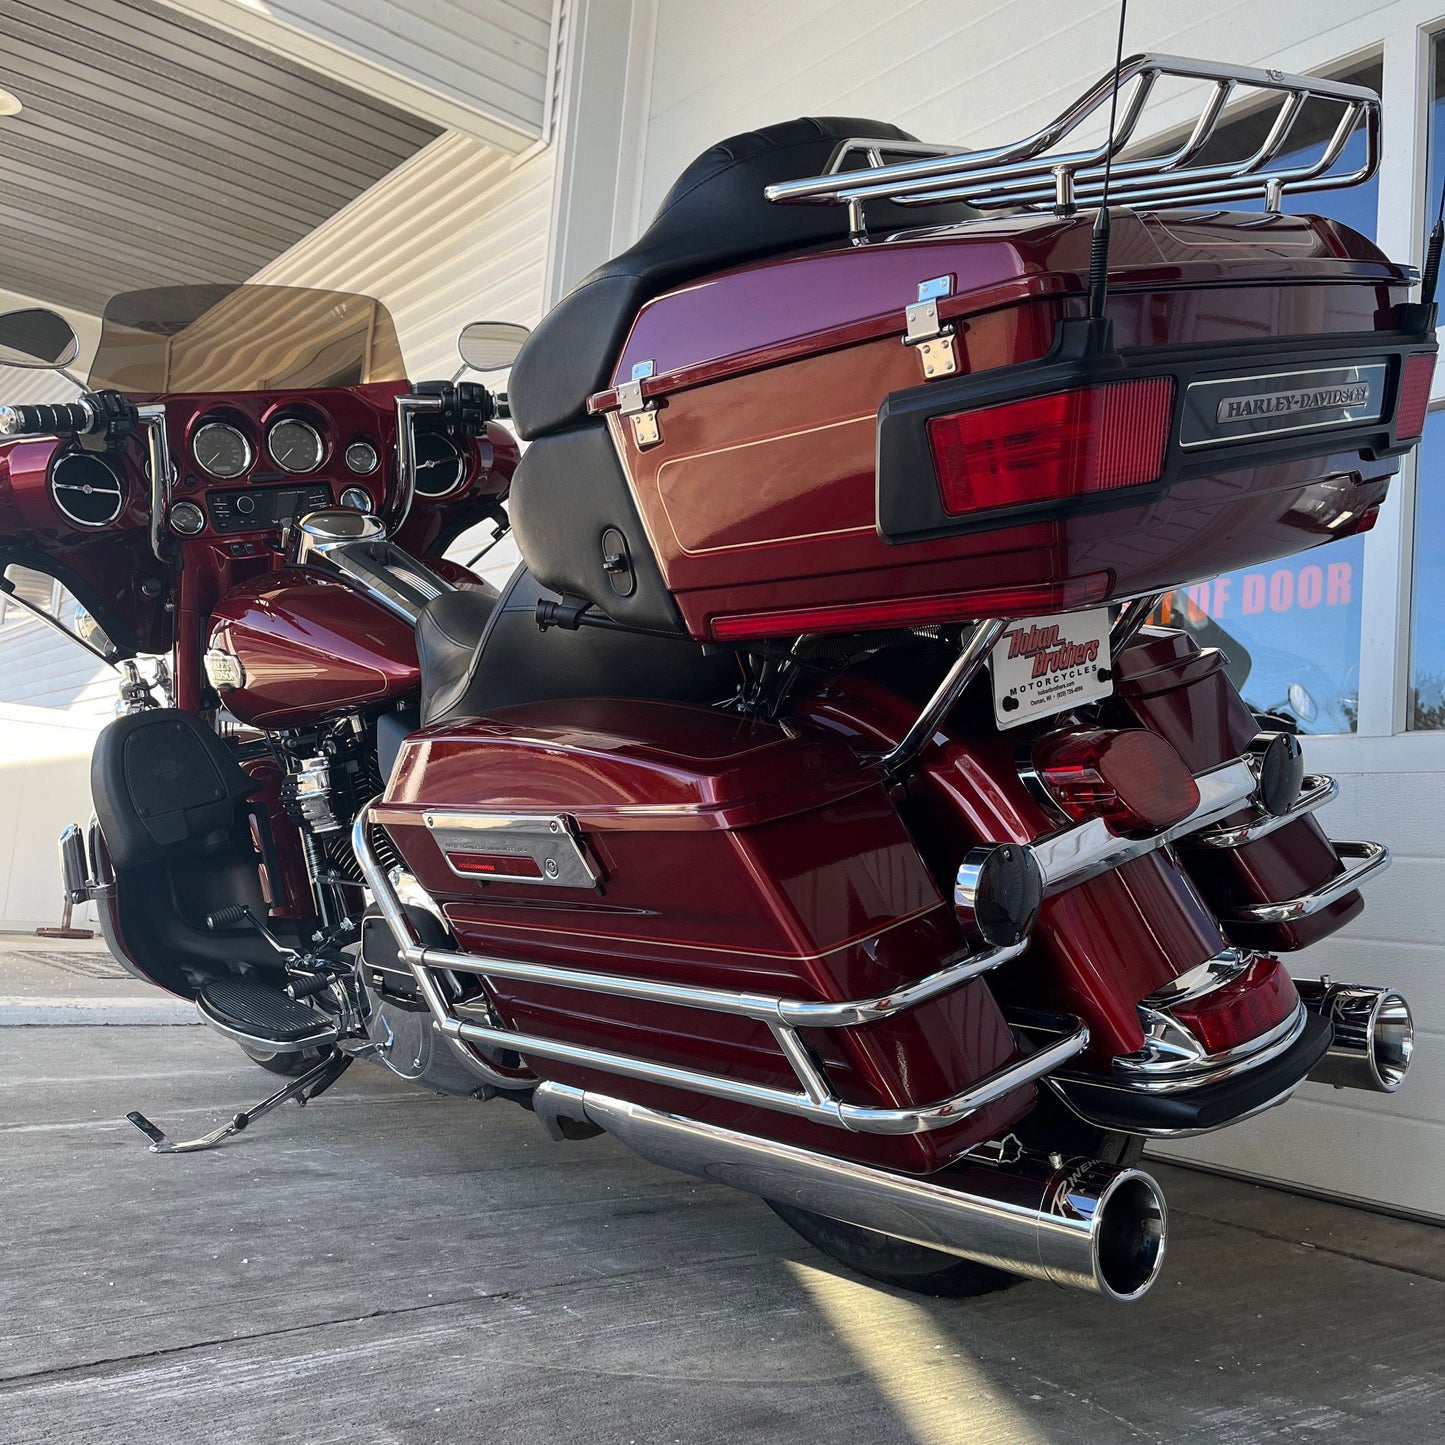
[507,116,979,440]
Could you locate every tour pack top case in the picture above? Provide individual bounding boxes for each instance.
[581,207,1425,643]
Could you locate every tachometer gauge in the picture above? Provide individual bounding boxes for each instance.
[413,432,466,497]
[269,417,324,474]
[193,421,252,479]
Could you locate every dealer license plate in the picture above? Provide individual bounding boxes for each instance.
[990,608,1113,729]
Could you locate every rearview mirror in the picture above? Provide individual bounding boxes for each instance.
[457,320,529,374]
[0,308,80,370]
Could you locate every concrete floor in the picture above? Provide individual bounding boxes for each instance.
[0,1023,1442,1445]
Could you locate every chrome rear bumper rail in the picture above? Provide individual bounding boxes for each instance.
[1221,840,1389,924]
[1188,774,1339,849]
[1030,757,1259,896]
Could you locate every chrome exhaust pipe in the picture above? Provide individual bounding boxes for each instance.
[535,1083,1167,1302]
[1296,979,1413,1093]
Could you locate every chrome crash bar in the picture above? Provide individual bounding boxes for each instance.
[766,54,1380,236]
[351,804,1087,1134]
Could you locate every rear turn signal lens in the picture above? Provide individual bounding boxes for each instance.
[1395,352,1435,441]
[927,377,1175,518]
[1032,727,1200,838]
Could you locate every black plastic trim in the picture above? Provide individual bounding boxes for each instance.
[1050,1011,1333,1134]
[876,315,1437,545]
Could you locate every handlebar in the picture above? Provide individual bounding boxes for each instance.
[0,400,100,437]
[0,391,140,442]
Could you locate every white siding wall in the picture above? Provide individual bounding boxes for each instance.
[251,129,554,583]
[158,0,559,147]
[631,0,1445,1217]
[251,132,553,380]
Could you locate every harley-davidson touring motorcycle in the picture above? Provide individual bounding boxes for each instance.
[0,55,1429,1304]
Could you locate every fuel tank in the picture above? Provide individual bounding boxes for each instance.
[207,569,419,729]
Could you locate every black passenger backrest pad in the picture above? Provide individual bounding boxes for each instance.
[508,421,684,632]
[92,710,258,868]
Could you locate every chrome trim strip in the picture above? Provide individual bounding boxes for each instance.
[1222,840,1389,923]
[1031,757,1258,896]
[1189,774,1339,849]
[1140,948,1254,1009]
[1105,1000,1309,1094]
[421,811,601,890]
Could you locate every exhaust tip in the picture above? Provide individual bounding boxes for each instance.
[1369,991,1413,1092]
[1300,982,1414,1093]
[1094,1170,1168,1302]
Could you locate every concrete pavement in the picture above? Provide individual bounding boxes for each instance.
[0,931,196,1024]
[1,1023,1442,1444]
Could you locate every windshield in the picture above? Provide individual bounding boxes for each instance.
[87,284,406,394]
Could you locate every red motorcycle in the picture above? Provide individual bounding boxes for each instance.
[2,54,1427,1304]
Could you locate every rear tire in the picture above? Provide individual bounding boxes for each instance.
[237,1042,331,1077]
[767,1092,1143,1298]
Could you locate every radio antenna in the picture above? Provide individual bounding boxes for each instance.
[1421,172,1445,308]
[1087,0,1129,320]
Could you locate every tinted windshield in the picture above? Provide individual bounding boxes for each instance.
[88,284,406,393]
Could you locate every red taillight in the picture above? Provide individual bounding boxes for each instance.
[927,377,1175,518]
[1169,955,1300,1056]
[1395,352,1435,441]
[708,572,1111,641]
[447,851,544,879]
[1033,727,1200,837]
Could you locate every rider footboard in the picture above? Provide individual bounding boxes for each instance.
[369,697,1063,1173]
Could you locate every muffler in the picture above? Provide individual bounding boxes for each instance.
[1297,979,1413,1092]
[535,1083,1167,1302]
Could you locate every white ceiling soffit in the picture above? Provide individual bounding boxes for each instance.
[154,0,558,152]
[0,0,445,313]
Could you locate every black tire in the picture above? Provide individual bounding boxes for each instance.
[237,1042,331,1077]
[767,1093,1143,1298]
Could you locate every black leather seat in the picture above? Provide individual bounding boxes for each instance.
[507,117,979,440]
[415,567,738,728]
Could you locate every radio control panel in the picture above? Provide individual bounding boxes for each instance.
[206,483,332,534]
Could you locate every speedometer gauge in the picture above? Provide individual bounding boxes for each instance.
[193,421,251,479]
[269,417,324,474]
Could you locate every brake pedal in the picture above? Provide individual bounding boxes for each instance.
[126,1050,352,1154]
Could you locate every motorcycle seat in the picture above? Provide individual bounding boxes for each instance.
[506,116,978,440]
[415,566,736,728]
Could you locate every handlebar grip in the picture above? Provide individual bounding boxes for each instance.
[0,400,97,438]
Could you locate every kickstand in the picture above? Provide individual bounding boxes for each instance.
[126,1050,353,1155]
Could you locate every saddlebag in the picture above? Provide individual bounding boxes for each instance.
[374,697,1033,1172]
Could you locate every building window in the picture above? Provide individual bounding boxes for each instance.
[1149,55,1382,734]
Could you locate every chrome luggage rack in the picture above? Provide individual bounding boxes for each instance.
[765,54,1380,239]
